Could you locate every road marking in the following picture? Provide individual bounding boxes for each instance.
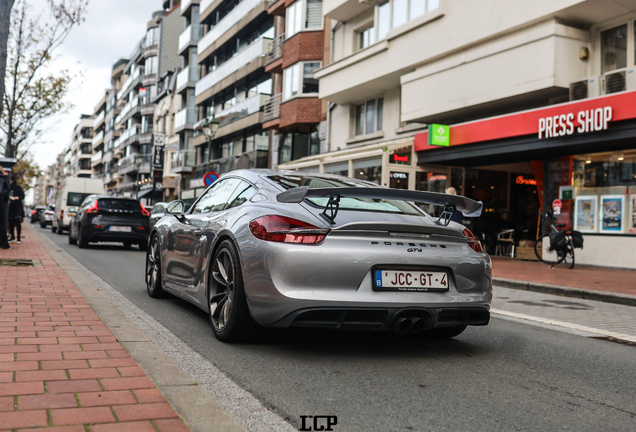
[492,308,636,344]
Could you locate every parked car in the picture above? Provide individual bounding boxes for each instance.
[40,207,55,228]
[68,195,150,250]
[149,202,168,230]
[53,177,104,234]
[30,206,46,224]
[146,170,491,343]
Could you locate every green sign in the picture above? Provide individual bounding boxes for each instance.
[428,124,450,146]
[560,186,574,200]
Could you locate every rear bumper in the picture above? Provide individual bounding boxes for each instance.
[85,230,147,244]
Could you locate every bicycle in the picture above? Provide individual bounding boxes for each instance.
[533,211,583,269]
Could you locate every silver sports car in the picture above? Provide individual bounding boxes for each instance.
[146,169,492,342]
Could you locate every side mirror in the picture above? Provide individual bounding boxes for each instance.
[166,200,185,216]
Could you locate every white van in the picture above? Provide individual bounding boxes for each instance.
[53,178,104,234]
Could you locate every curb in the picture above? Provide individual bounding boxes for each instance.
[493,277,636,307]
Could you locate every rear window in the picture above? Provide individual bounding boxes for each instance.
[269,174,421,215]
[67,193,94,207]
[98,199,140,211]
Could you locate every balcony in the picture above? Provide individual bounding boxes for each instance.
[199,0,268,56]
[91,151,103,167]
[91,130,104,146]
[176,66,199,93]
[118,153,152,175]
[114,124,140,150]
[181,0,199,15]
[179,24,201,54]
[117,66,143,100]
[93,110,105,129]
[262,93,281,123]
[266,34,284,65]
[174,107,198,132]
[115,97,139,125]
[196,36,271,98]
[217,93,268,126]
[171,149,196,173]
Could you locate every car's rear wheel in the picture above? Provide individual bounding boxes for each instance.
[57,222,64,235]
[209,240,258,342]
[68,228,77,245]
[146,236,164,298]
[51,225,57,233]
[77,226,89,249]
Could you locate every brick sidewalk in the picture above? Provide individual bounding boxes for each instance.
[0,223,190,431]
[492,257,636,297]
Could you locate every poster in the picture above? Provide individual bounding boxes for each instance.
[574,196,597,233]
[631,195,636,234]
[600,195,625,233]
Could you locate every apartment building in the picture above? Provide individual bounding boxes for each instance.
[154,69,181,202]
[262,0,329,167]
[184,0,274,200]
[91,90,108,179]
[279,0,636,269]
[101,59,127,193]
[69,115,94,178]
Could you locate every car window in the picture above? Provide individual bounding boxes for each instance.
[152,205,164,214]
[67,192,94,207]
[226,181,257,209]
[192,178,242,214]
[98,199,140,211]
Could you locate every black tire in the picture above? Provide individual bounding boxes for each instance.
[146,236,164,298]
[424,325,468,339]
[57,222,64,235]
[564,239,575,269]
[40,222,45,228]
[68,228,77,245]
[77,226,89,249]
[534,235,557,265]
[208,240,259,342]
[123,242,131,249]
[51,225,57,233]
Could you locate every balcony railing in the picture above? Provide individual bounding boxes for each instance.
[263,93,281,122]
[114,124,140,149]
[93,110,105,128]
[216,93,268,126]
[196,36,271,97]
[176,66,199,90]
[91,151,103,163]
[115,97,139,125]
[179,24,201,52]
[175,108,198,130]
[266,34,284,65]
[117,66,143,100]
[118,153,152,170]
[171,149,196,170]
[91,130,104,146]
[199,0,268,55]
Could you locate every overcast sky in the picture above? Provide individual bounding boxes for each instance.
[27,0,164,171]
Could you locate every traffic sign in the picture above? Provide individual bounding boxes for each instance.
[552,199,562,215]
[203,171,219,186]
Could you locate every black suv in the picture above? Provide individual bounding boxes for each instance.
[68,195,150,250]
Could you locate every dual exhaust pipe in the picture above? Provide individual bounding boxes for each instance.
[392,316,430,334]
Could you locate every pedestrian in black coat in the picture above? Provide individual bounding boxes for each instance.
[0,169,10,249]
[9,177,25,243]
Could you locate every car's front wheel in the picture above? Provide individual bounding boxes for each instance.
[208,240,258,342]
[146,236,163,298]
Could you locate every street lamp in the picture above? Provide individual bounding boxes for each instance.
[202,115,220,169]
[134,153,145,200]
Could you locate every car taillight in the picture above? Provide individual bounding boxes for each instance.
[32,210,37,215]
[140,203,150,217]
[463,228,483,253]
[87,202,99,214]
[61,210,64,218]
[249,215,330,244]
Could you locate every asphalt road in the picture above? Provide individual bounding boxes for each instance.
[38,225,636,431]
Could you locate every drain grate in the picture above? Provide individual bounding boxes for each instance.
[0,259,37,267]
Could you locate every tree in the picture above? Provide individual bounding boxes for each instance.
[11,154,41,193]
[0,0,87,159]
[0,0,16,117]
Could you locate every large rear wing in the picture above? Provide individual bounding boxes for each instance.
[276,186,482,225]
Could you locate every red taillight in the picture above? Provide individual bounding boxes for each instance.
[140,203,150,217]
[87,202,99,214]
[32,210,37,215]
[61,210,64,218]
[463,228,483,253]
[249,215,330,244]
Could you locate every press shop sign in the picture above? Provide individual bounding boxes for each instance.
[538,107,612,139]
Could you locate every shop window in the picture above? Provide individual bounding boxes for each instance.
[354,98,384,136]
[375,0,439,42]
[358,25,375,50]
[286,0,323,38]
[283,62,321,100]
[353,158,382,184]
[278,130,320,165]
[601,24,627,74]
[324,162,349,177]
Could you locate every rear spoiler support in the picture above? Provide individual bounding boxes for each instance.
[276,186,482,226]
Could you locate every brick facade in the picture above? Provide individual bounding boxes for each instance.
[282,31,324,69]
[279,97,322,129]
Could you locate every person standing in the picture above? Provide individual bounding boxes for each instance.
[0,169,10,249]
[8,175,24,243]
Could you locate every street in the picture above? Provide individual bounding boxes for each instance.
[38,226,636,432]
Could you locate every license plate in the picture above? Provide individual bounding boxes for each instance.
[68,213,76,218]
[109,226,131,232]
[374,270,448,292]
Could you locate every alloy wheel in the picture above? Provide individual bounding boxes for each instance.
[210,248,235,332]
[146,238,160,290]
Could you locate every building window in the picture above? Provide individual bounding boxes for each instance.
[144,56,158,75]
[354,98,383,136]
[278,129,320,165]
[376,0,439,41]
[601,24,627,74]
[283,62,321,100]
[286,0,323,38]
[145,27,159,47]
[358,26,375,50]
